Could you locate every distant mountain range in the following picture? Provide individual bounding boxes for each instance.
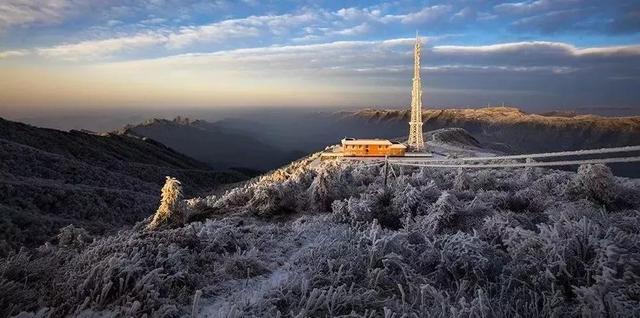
[204,106,640,174]
[337,107,640,154]
[0,118,247,253]
[117,117,303,172]
[113,107,640,176]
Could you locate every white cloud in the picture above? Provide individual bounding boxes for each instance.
[334,7,383,22]
[103,39,639,79]
[34,10,321,59]
[328,23,371,36]
[139,17,166,25]
[38,33,168,60]
[494,0,551,15]
[0,0,78,31]
[494,0,582,16]
[398,5,453,24]
[452,7,476,21]
[6,37,640,110]
[577,45,640,57]
[0,49,30,59]
[333,5,453,25]
[166,21,259,48]
[165,11,321,48]
[433,41,640,58]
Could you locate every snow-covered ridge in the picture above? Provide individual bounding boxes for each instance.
[341,106,640,129]
[4,135,639,316]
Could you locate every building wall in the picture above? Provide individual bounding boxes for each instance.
[341,144,405,157]
[388,147,406,156]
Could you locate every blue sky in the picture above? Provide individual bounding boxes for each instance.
[0,0,639,117]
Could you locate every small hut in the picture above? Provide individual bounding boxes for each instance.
[340,138,406,157]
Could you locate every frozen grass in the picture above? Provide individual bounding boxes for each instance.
[2,157,640,317]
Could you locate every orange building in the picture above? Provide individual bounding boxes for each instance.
[341,138,406,157]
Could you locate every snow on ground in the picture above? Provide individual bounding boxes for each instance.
[2,139,640,317]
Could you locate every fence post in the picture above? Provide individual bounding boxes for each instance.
[384,155,389,188]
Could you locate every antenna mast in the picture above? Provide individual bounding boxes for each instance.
[407,32,425,151]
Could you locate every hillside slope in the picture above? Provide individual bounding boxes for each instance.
[0,118,247,252]
[3,135,640,317]
[119,117,302,172]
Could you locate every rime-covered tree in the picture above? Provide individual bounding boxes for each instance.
[148,176,186,230]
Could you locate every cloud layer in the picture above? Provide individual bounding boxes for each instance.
[0,1,638,114]
[0,0,78,31]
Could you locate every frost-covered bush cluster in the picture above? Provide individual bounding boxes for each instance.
[2,159,640,317]
[0,126,247,254]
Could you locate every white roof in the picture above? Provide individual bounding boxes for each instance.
[341,138,392,146]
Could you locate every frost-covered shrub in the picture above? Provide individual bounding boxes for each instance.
[330,199,350,223]
[332,188,405,229]
[453,168,471,191]
[148,176,186,230]
[205,156,320,217]
[212,186,253,210]
[56,225,92,248]
[416,191,461,235]
[531,170,572,197]
[351,164,379,186]
[473,169,500,190]
[501,226,547,286]
[183,197,216,222]
[368,189,402,229]
[418,180,442,204]
[416,167,455,189]
[0,264,40,317]
[435,232,494,284]
[248,179,299,216]
[538,217,607,298]
[4,148,640,317]
[573,230,640,317]
[521,158,540,183]
[222,248,270,278]
[478,214,513,246]
[308,162,348,212]
[569,164,618,205]
[332,196,373,224]
[545,200,603,225]
[390,183,427,216]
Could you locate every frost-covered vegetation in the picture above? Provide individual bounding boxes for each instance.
[0,118,247,254]
[148,177,187,230]
[2,154,640,317]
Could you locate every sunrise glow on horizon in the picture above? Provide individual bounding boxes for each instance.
[1,0,639,117]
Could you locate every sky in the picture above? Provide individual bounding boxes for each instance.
[0,0,639,121]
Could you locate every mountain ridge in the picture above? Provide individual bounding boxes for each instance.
[338,106,640,130]
[332,107,640,169]
[116,116,303,172]
[0,117,247,253]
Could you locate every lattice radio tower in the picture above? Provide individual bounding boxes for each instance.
[407,32,425,151]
